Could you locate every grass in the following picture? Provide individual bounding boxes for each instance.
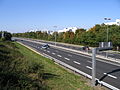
[0,41,46,89]
[15,42,94,90]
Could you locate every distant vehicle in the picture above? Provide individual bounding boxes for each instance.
[82,46,90,50]
[41,44,50,49]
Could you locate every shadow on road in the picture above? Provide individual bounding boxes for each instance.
[95,68,120,86]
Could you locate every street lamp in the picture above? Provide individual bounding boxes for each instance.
[104,18,111,58]
[53,26,57,46]
[104,18,111,42]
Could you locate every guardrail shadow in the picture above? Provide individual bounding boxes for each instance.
[95,68,120,86]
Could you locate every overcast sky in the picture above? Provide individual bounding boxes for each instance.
[0,0,120,33]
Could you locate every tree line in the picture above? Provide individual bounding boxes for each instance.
[13,24,120,50]
[0,31,12,41]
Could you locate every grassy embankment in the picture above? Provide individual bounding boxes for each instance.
[0,41,46,90]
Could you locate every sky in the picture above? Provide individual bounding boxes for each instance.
[0,0,120,33]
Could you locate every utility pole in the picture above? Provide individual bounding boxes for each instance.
[53,26,57,46]
[104,18,111,58]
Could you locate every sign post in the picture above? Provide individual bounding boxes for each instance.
[92,42,113,86]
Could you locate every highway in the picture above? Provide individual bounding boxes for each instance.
[16,38,120,90]
[25,38,120,61]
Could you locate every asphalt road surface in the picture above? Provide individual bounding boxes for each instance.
[25,38,120,60]
[16,38,120,90]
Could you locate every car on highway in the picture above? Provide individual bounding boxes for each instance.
[82,46,90,51]
[41,43,50,49]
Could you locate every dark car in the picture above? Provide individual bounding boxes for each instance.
[41,44,50,49]
[82,46,90,50]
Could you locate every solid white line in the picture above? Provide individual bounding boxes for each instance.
[87,60,92,63]
[57,55,62,57]
[64,57,70,60]
[73,61,80,65]
[104,73,117,79]
[52,53,55,55]
[86,66,92,70]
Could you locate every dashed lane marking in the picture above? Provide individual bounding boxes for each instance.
[73,61,81,65]
[57,55,62,57]
[104,73,117,79]
[64,57,70,60]
[52,53,55,55]
[86,66,92,70]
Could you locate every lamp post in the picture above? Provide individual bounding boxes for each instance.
[104,18,111,42]
[53,26,57,46]
[104,18,111,58]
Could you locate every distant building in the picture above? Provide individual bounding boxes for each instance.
[104,19,120,26]
[47,30,54,34]
[58,27,78,33]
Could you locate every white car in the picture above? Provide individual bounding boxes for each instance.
[41,44,50,49]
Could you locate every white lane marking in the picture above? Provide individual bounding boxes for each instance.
[64,57,70,60]
[86,66,92,70]
[57,55,62,57]
[68,54,72,57]
[104,73,117,79]
[73,61,80,65]
[87,60,92,63]
[38,47,39,48]
[52,53,55,55]
[47,51,50,52]
[44,50,46,51]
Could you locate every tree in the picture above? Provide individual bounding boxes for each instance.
[0,31,12,41]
